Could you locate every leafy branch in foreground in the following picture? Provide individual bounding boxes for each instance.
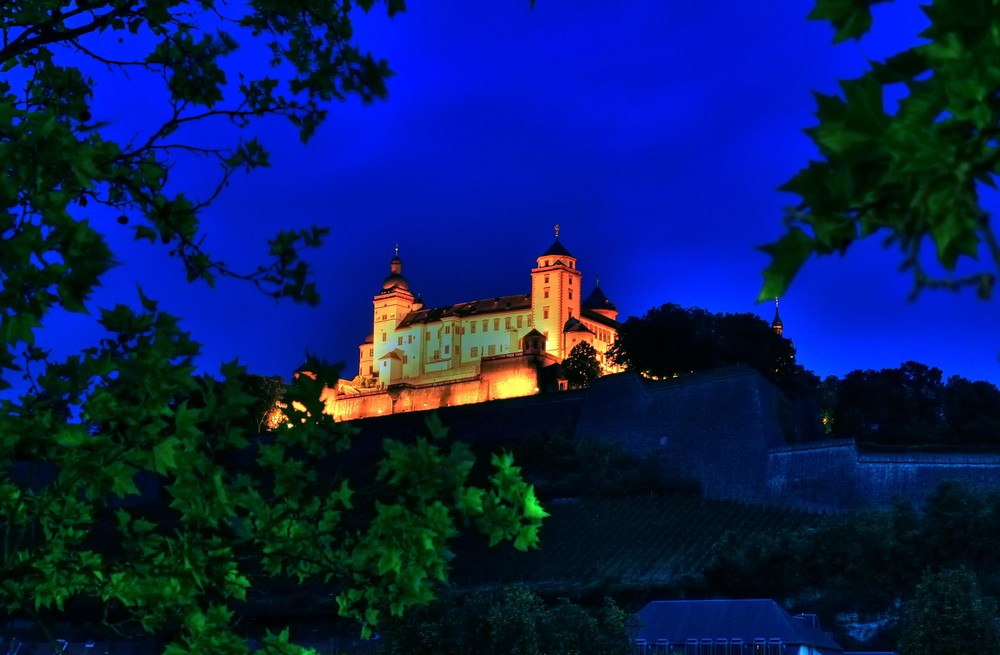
[760,0,1000,303]
[0,1,545,652]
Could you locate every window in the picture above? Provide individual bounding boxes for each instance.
[425,332,430,341]
[714,640,727,655]
[544,287,550,299]
[685,639,698,655]
[445,326,450,334]
[494,318,499,330]
[767,639,781,655]
[569,290,573,299]
[543,307,549,319]
[382,314,387,320]
[544,274,549,283]
[471,322,476,334]
[488,345,496,356]
[545,260,550,267]
[369,349,373,357]
[483,319,488,331]
[568,309,573,318]
[471,346,479,358]
[517,316,523,328]
[403,355,408,364]
[408,335,413,344]
[528,315,534,327]
[569,277,573,285]
[444,345,450,355]
[434,350,440,359]
[381,333,386,342]
[397,336,403,346]
[369,366,374,374]
[505,317,511,329]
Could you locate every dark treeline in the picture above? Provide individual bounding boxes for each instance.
[611,303,1000,447]
[821,361,1000,447]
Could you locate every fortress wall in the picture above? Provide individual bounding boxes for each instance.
[768,444,1000,510]
[854,452,1000,507]
[767,442,861,511]
[391,378,485,413]
[324,391,394,422]
[480,355,542,401]
[575,368,785,503]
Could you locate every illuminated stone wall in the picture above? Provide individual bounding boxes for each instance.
[322,354,551,421]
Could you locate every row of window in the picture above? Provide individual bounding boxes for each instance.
[635,638,781,655]
[542,287,574,300]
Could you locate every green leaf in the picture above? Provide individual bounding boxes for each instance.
[758,228,816,301]
[809,0,884,43]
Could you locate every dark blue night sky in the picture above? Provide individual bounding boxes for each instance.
[35,1,1000,389]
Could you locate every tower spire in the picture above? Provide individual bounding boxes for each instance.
[554,223,560,239]
[772,297,784,336]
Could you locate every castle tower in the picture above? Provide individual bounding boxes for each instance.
[582,276,619,322]
[372,246,415,372]
[772,297,783,336]
[530,225,582,360]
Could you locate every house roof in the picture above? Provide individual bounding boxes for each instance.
[378,348,405,361]
[580,307,620,329]
[396,293,531,328]
[636,600,843,654]
[563,317,594,334]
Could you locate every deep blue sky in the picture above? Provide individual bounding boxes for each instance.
[37,1,1000,388]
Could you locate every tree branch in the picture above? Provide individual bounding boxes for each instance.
[0,3,137,64]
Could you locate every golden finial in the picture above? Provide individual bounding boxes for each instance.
[596,275,601,287]
[775,296,779,310]
[394,242,399,257]
[554,224,560,239]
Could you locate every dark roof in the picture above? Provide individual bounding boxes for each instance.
[580,307,620,329]
[637,600,843,654]
[583,285,617,312]
[563,317,593,334]
[541,238,574,258]
[396,294,531,328]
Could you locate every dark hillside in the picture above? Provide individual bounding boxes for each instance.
[449,495,818,594]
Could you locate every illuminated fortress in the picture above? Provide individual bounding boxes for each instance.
[321,228,621,421]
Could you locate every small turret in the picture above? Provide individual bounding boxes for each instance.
[772,297,783,336]
[583,275,618,321]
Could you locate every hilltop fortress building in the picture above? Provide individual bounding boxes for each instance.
[321,228,621,421]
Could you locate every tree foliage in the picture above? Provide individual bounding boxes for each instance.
[899,568,1000,655]
[704,482,1000,649]
[563,342,601,389]
[378,584,633,655]
[761,0,1000,302]
[0,1,544,652]
[607,303,817,398]
[823,361,1000,446]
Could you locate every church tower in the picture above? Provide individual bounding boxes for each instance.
[530,225,583,359]
[372,247,415,369]
[772,297,784,336]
